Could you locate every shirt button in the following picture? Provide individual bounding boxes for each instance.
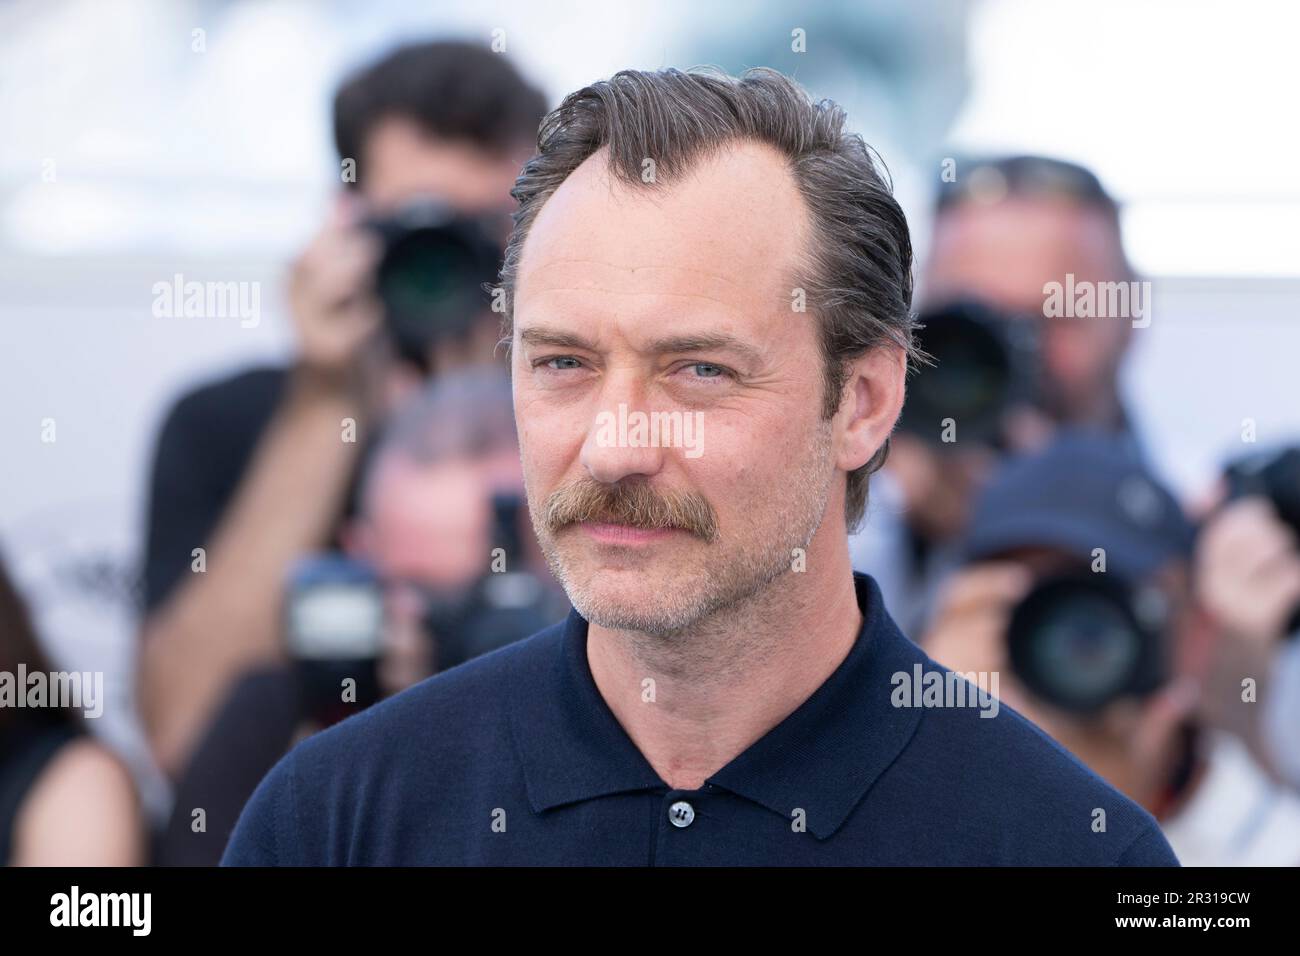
[668,800,695,828]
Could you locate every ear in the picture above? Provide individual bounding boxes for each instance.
[835,346,907,474]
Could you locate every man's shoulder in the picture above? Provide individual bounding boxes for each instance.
[290,617,566,776]
[892,649,1176,864]
[221,620,567,865]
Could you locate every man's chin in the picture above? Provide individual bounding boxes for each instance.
[558,562,707,633]
[568,561,674,600]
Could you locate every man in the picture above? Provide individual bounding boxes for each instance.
[223,67,1176,865]
[923,155,1140,436]
[852,156,1150,636]
[925,432,1300,865]
[138,41,547,779]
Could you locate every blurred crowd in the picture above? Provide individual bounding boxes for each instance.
[2,39,1298,867]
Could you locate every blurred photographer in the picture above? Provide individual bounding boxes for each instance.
[157,370,565,864]
[925,431,1300,865]
[852,156,1146,634]
[304,367,566,711]
[1195,447,1300,790]
[138,41,547,780]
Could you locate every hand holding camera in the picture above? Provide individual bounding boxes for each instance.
[287,196,385,388]
[1196,450,1300,645]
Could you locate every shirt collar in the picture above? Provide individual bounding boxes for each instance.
[508,572,926,840]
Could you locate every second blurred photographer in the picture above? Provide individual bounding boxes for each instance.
[925,432,1300,865]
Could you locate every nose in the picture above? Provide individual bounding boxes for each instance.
[579,379,669,485]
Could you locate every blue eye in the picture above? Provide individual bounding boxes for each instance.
[544,357,582,370]
[690,363,724,378]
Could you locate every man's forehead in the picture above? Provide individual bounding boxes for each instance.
[515,140,809,308]
[927,199,1125,287]
[517,257,751,306]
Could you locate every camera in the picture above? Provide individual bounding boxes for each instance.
[365,197,504,371]
[898,299,1041,446]
[1006,571,1169,714]
[283,494,560,725]
[1225,446,1300,537]
[284,554,385,727]
[419,493,561,669]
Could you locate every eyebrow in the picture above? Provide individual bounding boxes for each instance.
[518,326,763,364]
[518,327,595,352]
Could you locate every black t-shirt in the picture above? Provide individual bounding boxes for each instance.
[141,365,364,616]
[143,365,287,615]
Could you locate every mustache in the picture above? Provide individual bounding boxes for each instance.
[543,478,719,542]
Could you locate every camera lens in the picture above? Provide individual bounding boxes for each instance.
[378,230,488,334]
[1007,574,1164,714]
[369,199,503,368]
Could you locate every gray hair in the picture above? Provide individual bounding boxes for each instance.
[498,66,917,529]
[361,368,516,511]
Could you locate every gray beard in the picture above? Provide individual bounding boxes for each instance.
[536,468,833,639]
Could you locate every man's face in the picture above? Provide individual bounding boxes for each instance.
[353,454,514,590]
[345,446,527,694]
[511,141,840,634]
[923,198,1132,422]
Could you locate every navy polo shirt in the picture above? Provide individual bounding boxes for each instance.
[222,573,1178,865]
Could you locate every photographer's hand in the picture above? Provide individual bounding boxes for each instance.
[287,195,383,383]
[922,561,1032,678]
[1196,497,1300,644]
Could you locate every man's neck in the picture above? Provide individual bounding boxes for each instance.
[585,540,863,790]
